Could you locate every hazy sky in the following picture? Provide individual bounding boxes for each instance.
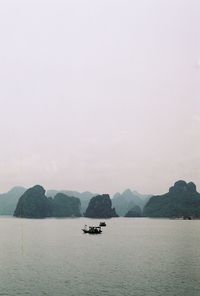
[0,0,200,195]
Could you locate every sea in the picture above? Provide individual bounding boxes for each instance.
[0,217,200,296]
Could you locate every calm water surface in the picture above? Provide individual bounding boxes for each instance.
[0,217,200,296]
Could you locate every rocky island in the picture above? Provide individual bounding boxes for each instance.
[84,194,118,218]
[14,185,82,218]
[143,180,200,218]
[49,193,81,217]
[11,180,200,219]
[14,185,51,218]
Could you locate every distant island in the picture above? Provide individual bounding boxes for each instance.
[0,186,26,215]
[0,185,148,218]
[124,205,142,217]
[112,189,150,216]
[0,180,199,219]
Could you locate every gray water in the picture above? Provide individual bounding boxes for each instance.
[0,217,200,296]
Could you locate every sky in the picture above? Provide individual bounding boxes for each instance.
[0,0,200,195]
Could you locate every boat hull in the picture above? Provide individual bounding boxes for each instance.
[82,229,102,234]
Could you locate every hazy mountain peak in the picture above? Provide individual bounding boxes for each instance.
[0,186,27,215]
[5,186,26,195]
[132,190,140,195]
[122,189,133,195]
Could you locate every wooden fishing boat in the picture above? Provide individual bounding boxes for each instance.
[82,225,102,234]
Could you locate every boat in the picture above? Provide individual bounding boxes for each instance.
[82,225,102,234]
[183,216,192,220]
[99,221,106,227]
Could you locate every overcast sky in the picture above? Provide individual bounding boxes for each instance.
[0,0,199,195]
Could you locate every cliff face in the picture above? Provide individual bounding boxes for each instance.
[14,185,51,218]
[84,194,118,218]
[49,193,81,217]
[143,180,200,218]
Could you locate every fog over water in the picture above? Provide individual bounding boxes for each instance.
[0,0,200,195]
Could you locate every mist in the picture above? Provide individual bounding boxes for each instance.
[0,0,199,195]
